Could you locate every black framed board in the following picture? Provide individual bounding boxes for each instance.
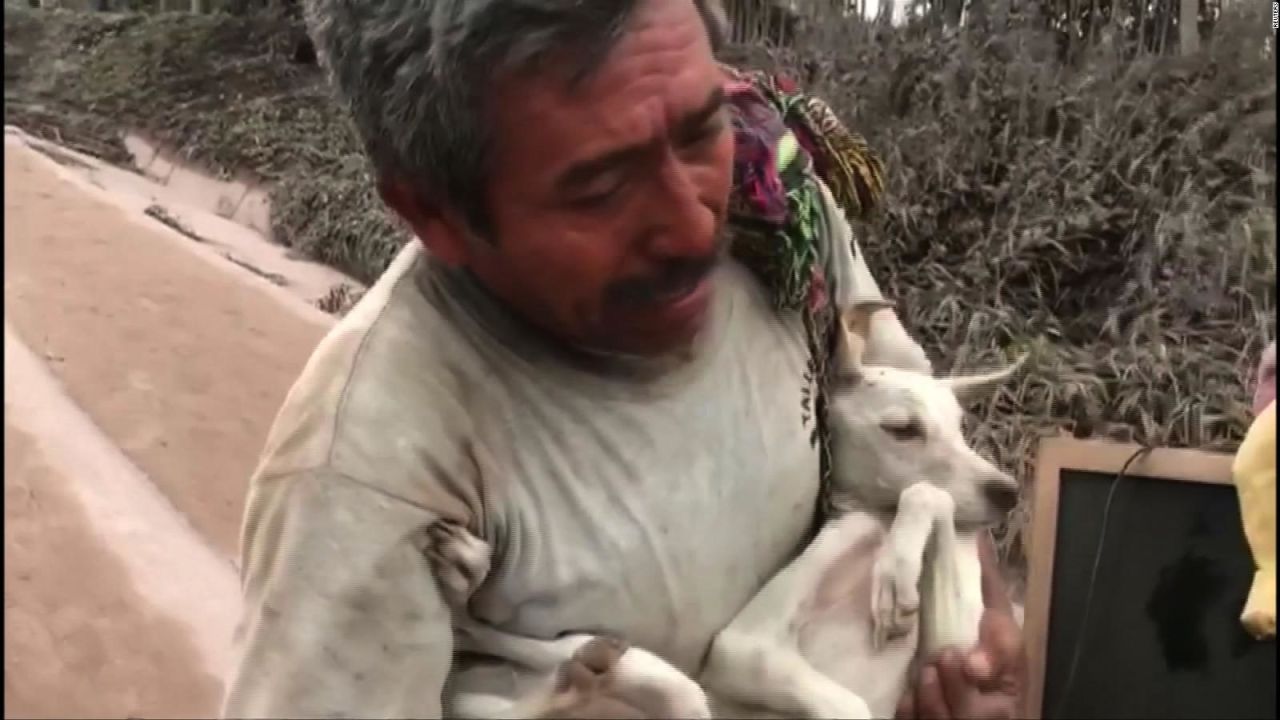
[1023,436,1276,720]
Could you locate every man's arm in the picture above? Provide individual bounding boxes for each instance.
[221,468,459,719]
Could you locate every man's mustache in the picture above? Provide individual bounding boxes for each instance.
[604,237,728,310]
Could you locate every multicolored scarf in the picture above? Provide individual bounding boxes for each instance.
[722,64,886,490]
[724,64,885,314]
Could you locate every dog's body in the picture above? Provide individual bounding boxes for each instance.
[428,304,1022,719]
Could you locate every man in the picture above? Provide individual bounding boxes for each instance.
[221,0,1025,717]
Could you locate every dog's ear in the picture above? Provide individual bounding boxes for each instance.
[840,300,895,343]
[832,300,896,389]
[832,315,866,389]
[944,353,1029,402]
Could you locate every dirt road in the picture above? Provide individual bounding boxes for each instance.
[4,131,337,718]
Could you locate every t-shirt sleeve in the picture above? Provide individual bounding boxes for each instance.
[220,468,456,719]
[813,177,934,375]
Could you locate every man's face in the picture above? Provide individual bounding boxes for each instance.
[461,0,734,356]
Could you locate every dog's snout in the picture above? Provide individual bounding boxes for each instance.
[983,481,1020,514]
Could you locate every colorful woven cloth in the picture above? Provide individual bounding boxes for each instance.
[721,64,887,493]
[723,64,886,315]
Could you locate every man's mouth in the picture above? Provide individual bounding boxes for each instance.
[652,266,713,305]
[606,255,720,313]
[659,269,714,316]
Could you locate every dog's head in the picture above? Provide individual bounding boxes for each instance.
[824,301,1023,529]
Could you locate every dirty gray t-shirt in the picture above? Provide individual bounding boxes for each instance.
[221,180,931,719]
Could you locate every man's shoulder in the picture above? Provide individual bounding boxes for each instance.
[253,243,483,492]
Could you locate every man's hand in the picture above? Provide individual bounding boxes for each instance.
[895,607,1026,720]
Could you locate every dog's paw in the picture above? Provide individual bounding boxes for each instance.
[534,637,711,720]
[424,519,492,610]
[535,637,644,719]
[871,551,920,650]
[556,636,630,694]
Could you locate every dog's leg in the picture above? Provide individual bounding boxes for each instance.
[870,482,954,649]
[446,632,614,719]
[454,637,708,719]
[426,521,584,670]
[918,521,984,656]
[425,522,707,719]
[456,620,604,672]
[425,519,493,611]
[503,637,712,720]
[869,483,983,655]
[448,620,711,720]
[702,631,873,719]
[701,513,882,719]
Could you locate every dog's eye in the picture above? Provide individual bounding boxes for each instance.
[881,420,924,441]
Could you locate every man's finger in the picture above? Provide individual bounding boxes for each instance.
[966,649,993,683]
[937,649,975,713]
[895,690,916,720]
[967,609,1023,688]
[916,663,952,720]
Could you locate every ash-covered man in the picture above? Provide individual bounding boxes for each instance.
[221,1,1025,717]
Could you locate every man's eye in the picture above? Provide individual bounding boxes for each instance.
[881,420,925,442]
[683,115,726,148]
[569,179,625,209]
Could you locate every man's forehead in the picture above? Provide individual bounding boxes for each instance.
[491,73,719,184]
[488,13,720,182]
[506,28,715,111]
[498,0,712,103]
[475,0,721,205]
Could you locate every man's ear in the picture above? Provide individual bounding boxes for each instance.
[377,175,470,267]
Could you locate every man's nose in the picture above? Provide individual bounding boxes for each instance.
[643,155,719,260]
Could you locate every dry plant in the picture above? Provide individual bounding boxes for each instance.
[738,3,1276,582]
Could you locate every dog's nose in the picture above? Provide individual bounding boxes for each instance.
[983,482,1020,514]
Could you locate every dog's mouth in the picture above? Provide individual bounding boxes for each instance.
[954,513,995,533]
[955,502,1011,531]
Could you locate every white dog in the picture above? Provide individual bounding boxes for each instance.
[427,301,1024,719]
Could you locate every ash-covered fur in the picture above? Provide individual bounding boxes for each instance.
[426,302,1023,718]
[825,301,1023,528]
[302,0,726,236]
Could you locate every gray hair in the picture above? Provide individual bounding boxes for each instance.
[305,0,727,238]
